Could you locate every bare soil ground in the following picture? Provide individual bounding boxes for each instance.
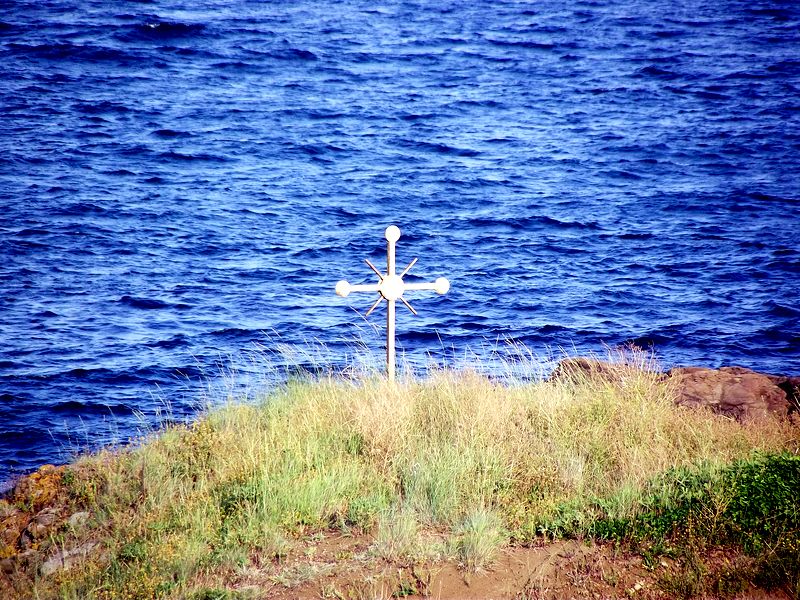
[1,494,792,599]
[193,530,789,600]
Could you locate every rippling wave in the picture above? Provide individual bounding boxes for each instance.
[1,0,799,482]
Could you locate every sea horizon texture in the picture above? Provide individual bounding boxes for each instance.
[1,0,799,482]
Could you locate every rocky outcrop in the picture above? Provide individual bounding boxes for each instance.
[771,375,800,414]
[550,357,647,383]
[667,366,792,421]
[40,541,98,577]
[0,464,96,585]
[551,358,799,422]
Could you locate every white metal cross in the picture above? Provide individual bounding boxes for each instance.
[335,225,450,381]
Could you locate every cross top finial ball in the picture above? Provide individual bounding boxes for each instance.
[385,225,401,242]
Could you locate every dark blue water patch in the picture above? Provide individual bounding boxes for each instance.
[454,321,494,332]
[540,216,603,230]
[55,202,107,216]
[50,399,135,416]
[266,47,317,61]
[72,100,131,115]
[399,328,454,344]
[149,128,190,138]
[745,7,795,22]
[651,29,688,40]
[766,258,800,274]
[692,89,730,101]
[33,310,59,318]
[767,60,800,74]
[399,112,438,122]
[102,168,137,176]
[5,238,50,251]
[601,169,644,180]
[61,368,139,384]
[117,296,191,310]
[213,60,264,72]
[157,151,229,162]
[7,42,146,64]
[208,327,261,340]
[538,324,571,335]
[294,143,348,157]
[14,228,52,237]
[115,21,208,42]
[146,335,190,350]
[390,138,482,157]
[744,191,798,205]
[616,233,655,240]
[633,65,681,80]
[148,47,205,61]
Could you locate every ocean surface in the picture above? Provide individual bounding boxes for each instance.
[1,0,799,484]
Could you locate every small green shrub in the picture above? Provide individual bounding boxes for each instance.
[453,509,506,572]
[117,538,149,564]
[657,548,707,600]
[721,453,800,550]
[187,588,249,600]
[373,507,419,561]
[591,452,800,597]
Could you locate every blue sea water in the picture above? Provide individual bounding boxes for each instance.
[1,0,799,483]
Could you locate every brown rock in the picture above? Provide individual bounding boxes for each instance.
[33,509,58,529]
[1,512,28,550]
[18,531,33,552]
[14,549,36,569]
[774,375,800,414]
[550,357,651,383]
[25,522,47,540]
[12,465,64,511]
[550,357,795,423]
[0,557,13,574]
[37,465,57,476]
[667,366,790,421]
[25,508,60,541]
[0,501,14,520]
[40,542,97,577]
[67,511,90,529]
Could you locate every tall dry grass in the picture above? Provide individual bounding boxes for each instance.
[47,349,798,597]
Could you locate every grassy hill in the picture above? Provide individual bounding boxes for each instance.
[2,352,798,599]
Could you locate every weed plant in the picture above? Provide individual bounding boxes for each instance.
[590,452,800,598]
[23,348,800,598]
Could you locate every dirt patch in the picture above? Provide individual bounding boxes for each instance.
[206,532,788,600]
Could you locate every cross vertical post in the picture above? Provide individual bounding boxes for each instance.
[335,225,450,382]
[385,226,398,381]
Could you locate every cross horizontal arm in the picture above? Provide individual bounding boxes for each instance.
[404,282,438,291]
[335,280,380,298]
[403,277,450,294]
[348,283,381,293]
